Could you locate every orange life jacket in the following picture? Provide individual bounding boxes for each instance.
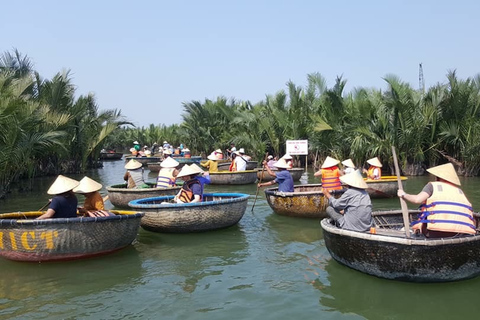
[178,179,202,203]
[367,166,381,180]
[156,168,176,188]
[229,159,237,172]
[321,167,342,190]
[413,182,476,235]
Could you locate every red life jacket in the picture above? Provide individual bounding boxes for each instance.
[321,167,342,190]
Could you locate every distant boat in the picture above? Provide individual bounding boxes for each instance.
[365,176,407,198]
[255,168,304,182]
[209,170,257,185]
[99,152,123,160]
[124,156,163,166]
[217,161,258,171]
[147,156,203,172]
[107,183,180,208]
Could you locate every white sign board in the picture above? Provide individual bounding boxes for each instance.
[286,140,308,155]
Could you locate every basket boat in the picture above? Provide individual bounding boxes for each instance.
[264,184,344,218]
[147,156,202,172]
[208,170,257,185]
[321,210,480,282]
[107,183,181,208]
[0,210,144,262]
[99,152,123,160]
[365,176,407,198]
[124,156,163,166]
[128,193,249,233]
[217,161,258,171]
[255,168,304,182]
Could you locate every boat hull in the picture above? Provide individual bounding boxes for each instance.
[256,168,304,182]
[124,156,163,166]
[321,210,480,282]
[107,183,181,208]
[128,193,249,233]
[147,156,202,172]
[217,161,258,171]
[265,184,344,218]
[0,211,144,262]
[99,152,123,160]
[366,176,407,198]
[209,170,257,185]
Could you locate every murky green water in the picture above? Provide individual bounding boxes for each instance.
[1,160,480,319]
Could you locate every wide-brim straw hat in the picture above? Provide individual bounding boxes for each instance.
[73,176,102,193]
[321,156,340,169]
[160,157,179,168]
[125,159,142,170]
[339,170,368,189]
[282,154,292,160]
[207,153,217,161]
[189,163,204,174]
[427,163,461,186]
[367,157,382,167]
[342,159,355,168]
[47,175,80,195]
[163,149,172,155]
[133,141,139,144]
[177,165,199,178]
[215,149,222,153]
[273,158,290,169]
[163,141,168,144]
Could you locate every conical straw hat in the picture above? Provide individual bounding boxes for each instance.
[367,157,382,167]
[339,170,368,189]
[215,149,222,153]
[341,159,355,168]
[273,158,290,169]
[427,163,461,186]
[160,157,179,168]
[125,159,142,170]
[282,153,292,160]
[163,149,172,155]
[207,153,217,160]
[47,175,80,195]
[73,176,102,193]
[177,164,199,178]
[189,163,204,174]
[321,156,340,168]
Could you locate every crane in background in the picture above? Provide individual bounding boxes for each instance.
[419,63,425,94]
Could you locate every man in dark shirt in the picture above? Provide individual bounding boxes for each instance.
[258,157,294,192]
[37,175,80,219]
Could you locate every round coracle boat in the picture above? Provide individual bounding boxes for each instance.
[147,156,202,172]
[0,210,144,262]
[128,193,249,233]
[321,210,480,282]
[99,152,123,160]
[217,161,258,171]
[209,170,257,185]
[256,168,304,182]
[265,184,345,218]
[124,156,163,166]
[365,176,407,198]
[107,183,181,208]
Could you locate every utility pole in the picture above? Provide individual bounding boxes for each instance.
[419,63,425,94]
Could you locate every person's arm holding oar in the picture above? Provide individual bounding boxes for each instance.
[257,160,277,187]
[251,153,269,212]
[391,146,411,238]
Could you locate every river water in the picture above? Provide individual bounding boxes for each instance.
[1,160,480,319]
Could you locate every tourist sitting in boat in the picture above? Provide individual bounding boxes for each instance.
[229,152,237,171]
[314,156,344,191]
[174,165,203,203]
[133,140,141,153]
[190,163,211,192]
[397,163,476,238]
[233,148,248,171]
[226,142,236,160]
[363,157,382,180]
[323,170,373,232]
[341,158,356,174]
[282,154,293,168]
[201,153,219,172]
[156,157,180,188]
[258,158,294,192]
[163,140,171,149]
[214,149,223,160]
[74,176,112,217]
[124,159,148,189]
[37,175,80,219]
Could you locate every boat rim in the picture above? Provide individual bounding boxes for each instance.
[129,192,250,208]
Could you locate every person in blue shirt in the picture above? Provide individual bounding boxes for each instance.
[174,165,204,203]
[257,158,294,192]
[37,175,80,219]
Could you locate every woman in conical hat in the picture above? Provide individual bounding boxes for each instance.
[323,170,373,232]
[314,156,343,191]
[200,153,219,173]
[341,159,356,174]
[73,176,108,216]
[397,163,474,238]
[37,175,80,220]
[156,157,180,189]
[174,165,203,203]
[363,157,382,180]
[124,159,148,189]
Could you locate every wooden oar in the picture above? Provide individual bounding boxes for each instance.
[38,201,51,211]
[102,195,109,202]
[391,146,410,238]
[251,152,269,212]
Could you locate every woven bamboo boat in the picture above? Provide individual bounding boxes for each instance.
[99,152,123,160]
[321,210,480,282]
[124,156,163,166]
[107,183,181,208]
[256,168,304,182]
[147,156,203,172]
[0,210,144,262]
[217,161,258,171]
[128,193,250,233]
[265,184,344,218]
[365,176,407,198]
[209,170,257,185]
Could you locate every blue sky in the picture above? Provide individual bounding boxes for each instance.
[1,0,478,127]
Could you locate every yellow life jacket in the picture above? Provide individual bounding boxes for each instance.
[413,182,476,235]
[321,167,342,190]
[367,166,381,180]
[178,179,201,203]
[156,168,176,188]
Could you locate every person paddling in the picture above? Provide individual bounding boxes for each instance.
[257,158,294,192]
[37,175,79,219]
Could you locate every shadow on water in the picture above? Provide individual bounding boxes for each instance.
[0,245,143,318]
